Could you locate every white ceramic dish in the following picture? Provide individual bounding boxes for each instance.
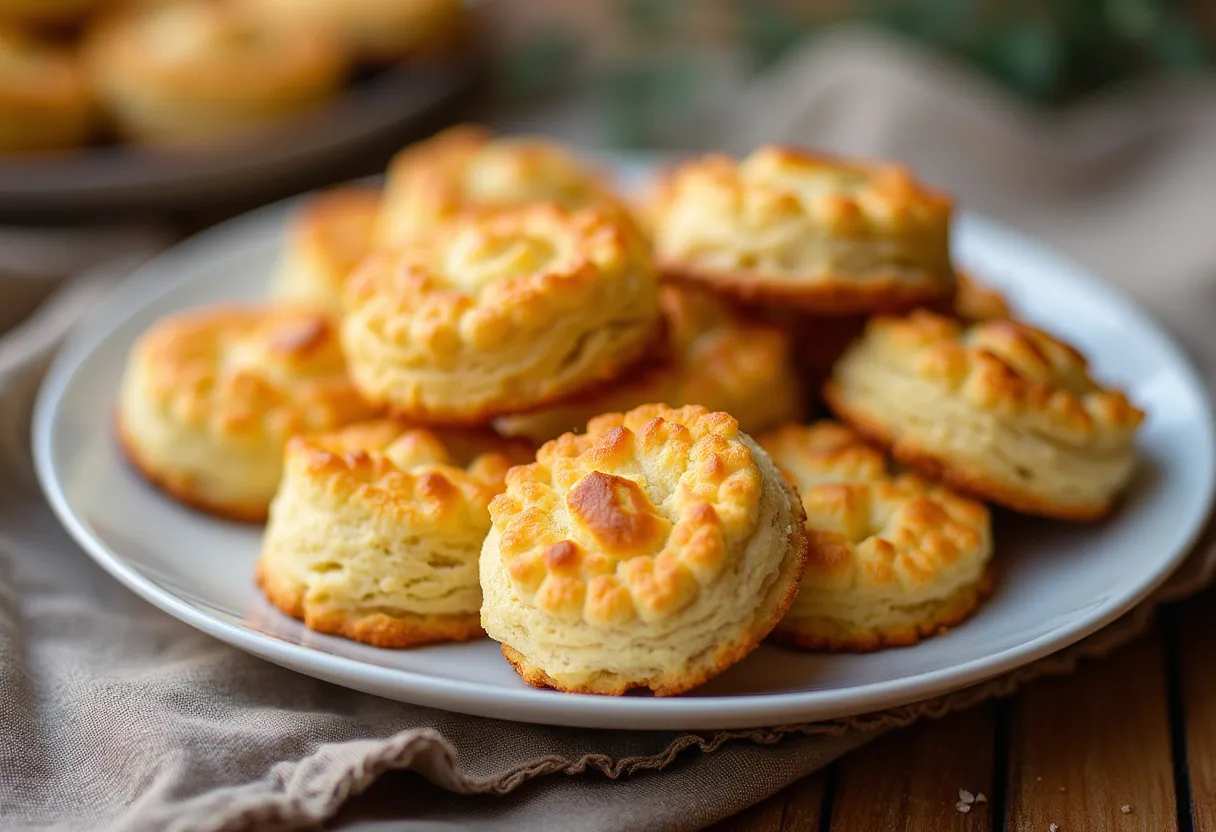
[32,160,1215,730]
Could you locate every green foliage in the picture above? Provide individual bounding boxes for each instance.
[871,0,1212,103]
[494,0,1213,145]
[733,1,809,70]
[497,25,581,103]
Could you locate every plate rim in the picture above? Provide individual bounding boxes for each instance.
[31,182,1216,731]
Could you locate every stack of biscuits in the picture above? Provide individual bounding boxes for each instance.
[116,124,1146,696]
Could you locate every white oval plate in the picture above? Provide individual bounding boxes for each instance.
[33,161,1215,730]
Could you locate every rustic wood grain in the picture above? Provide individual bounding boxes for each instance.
[827,705,996,831]
[1178,591,1216,831]
[711,772,824,831]
[1006,627,1176,832]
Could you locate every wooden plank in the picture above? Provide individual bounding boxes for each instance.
[710,773,824,831]
[780,774,828,831]
[1178,590,1216,831]
[828,705,996,831]
[1007,627,1176,832]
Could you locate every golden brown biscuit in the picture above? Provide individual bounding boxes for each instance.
[0,0,106,27]
[84,1,348,145]
[377,125,632,247]
[784,271,1012,387]
[825,310,1145,520]
[760,421,993,651]
[480,404,808,696]
[343,204,661,424]
[117,305,377,522]
[268,186,381,313]
[650,145,955,315]
[953,271,1012,322]
[494,285,805,444]
[257,420,532,647]
[239,0,465,62]
[0,27,92,153]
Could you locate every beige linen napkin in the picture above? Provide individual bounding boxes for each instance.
[4,26,1216,831]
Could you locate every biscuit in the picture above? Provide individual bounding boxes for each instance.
[495,285,804,443]
[268,186,381,313]
[377,125,631,247]
[760,421,993,651]
[117,305,377,522]
[784,271,1012,386]
[0,0,104,26]
[84,1,348,145]
[650,146,955,314]
[257,420,531,647]
[238,0,465,62]
[824,310,1145,520]
[0,27,93,153]
[480,404,808,696]
[343,204,661,424]
[953,271,1011,322]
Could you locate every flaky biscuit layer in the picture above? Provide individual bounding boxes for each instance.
[343,203,661,423]
[761,421,993,651]
[494,286,804,443]
[258,420,531,647]
[117,305,376,521]
[825,310,1144,519]
[650,145,955,314]
[480,404,808,695]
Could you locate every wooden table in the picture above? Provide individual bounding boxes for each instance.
[713,592,1216,832]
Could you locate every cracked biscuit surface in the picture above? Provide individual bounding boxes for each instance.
[343,203,661,424]
[378,124,630,246]
[258,420,531,647]
[650,145,955,314]
[825,310,1144,520]
[760,421,993,651]
[117,305,376,522]
[269,186,381,313]
[480,404,808,696]
[494,285,804,444]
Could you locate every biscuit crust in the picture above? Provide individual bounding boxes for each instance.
[650,146,955,315]
[480,404,808,696]
[269,186,381,313]
[117,305,376,521]
[117,411,271,523]
[256,554,483,647]
[257,558,484,648]
[378,124,632,247]
[768,565,995,652]
[760,421,994,652]
[824,310,1144,520]
[257,420,533,648]
[494,285,804,444]
[343,204,661,424]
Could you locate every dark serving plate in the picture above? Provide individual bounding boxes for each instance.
[0,57,482,225]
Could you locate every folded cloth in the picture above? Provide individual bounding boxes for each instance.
[3,27,1216,832]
